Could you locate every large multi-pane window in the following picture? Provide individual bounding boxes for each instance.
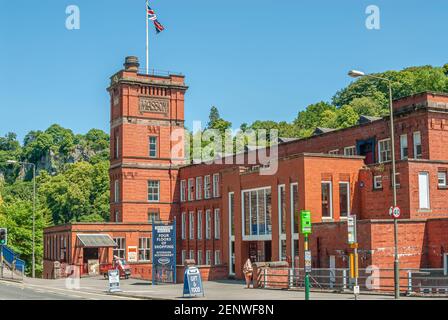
[181,212,186,240]
[339,182,350,218]
[138,238,151,261]
[242,187,272,239]
[278,185,287,234]
[204,175,211,199]
[229,192,235,236]
[400,134,408,160]
[149,136,157,158]
[205,210,211,239]
[189,212,195,240]
[414,131,422,159]
[180,180,186,202]
[148,180,160,202]
[197,210,203,239]
[214,208,220,239]
[206,250,212,265]
[113,237,126,259]
[213,173,220,197]
[378,138,391,163]
[196,177,202,200]
[321,182,332,218]
[188,178,194,201]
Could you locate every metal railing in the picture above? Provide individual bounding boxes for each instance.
[0,245,26,281]
[257,267,448,296]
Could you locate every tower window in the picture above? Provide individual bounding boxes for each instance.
[149,136,157,158]
[114,134,119,159]
[148,180,160,202]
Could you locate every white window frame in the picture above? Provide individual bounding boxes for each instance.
[138,237,151,262]
[180,180,186,202]
[114,179,119,203]
[189,250,195,261]
[214,208,220,240]
[400,134,408,160]
[197,210,203,239]
[197,250,203,265]
[413,131,422,159]
[418,172,430,210]
[321,181,333,219]
[181,250,187,265]
[373,175,383,189]
[228,192,235,275]
[438,171,447,188]
[241,186,272,241]
[214,250,221,265]
[329,149,339,155]
[148,180,160,202]
[189,211,195,240]
[213,173,220,197]
[206,250,212,265]
[196,177,202,200]
[204,175,211,199]
[205,209,211,240]
[149,136,157,158]
[113,237,126,259]
[378,138,392,163]
[339,181,350,218]
[181,212,186,240]
[344,146,356,156]
[188,178,194,201]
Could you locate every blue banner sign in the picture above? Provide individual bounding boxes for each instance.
[152,221,176,284]
[183,266,204,297]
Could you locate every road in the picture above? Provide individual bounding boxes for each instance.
[0,279,138,300]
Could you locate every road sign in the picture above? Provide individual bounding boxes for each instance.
[300,210,312,234]
[0,228,7,246]
[183,266,204,297]
[304,250,312,273]
[108,269,121,292]
[347,215,357,244]
[389,206,400,218]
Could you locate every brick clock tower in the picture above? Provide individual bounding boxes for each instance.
[108,56,188,224]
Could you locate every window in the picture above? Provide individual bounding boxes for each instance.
[329,149,339,155]
[114,210,120,222]
[189,250,195,260]
[206,250,212,265]
[291,183,299,234]
[400,134,408,160]
[414,132,422,159]
[418,172,430,209]
[214,250,221,265]
[213,173,220,197]
[148,180,160,202]
[114,134,119,159]
[204,175,211,199]
[321,182,332,218]
[149,136,157,158]
[138,238,151,261]
[197,210,203,239]
[229,192,235,237]
[114,180,120,203]
[378,139,391,163]
[339,182,350,218]
[278,185,287,234]
[147,210,160,224]
[280,240,287,261]
[438,171,447,188]
[113,237,126,259]
[181,250,187,265]
[214,208,220,239]
[181,212,186,240]
[205,210,211,239]
[344,146,356,156]
[374,175,383,189]
[189,212,195,240]
[188,178,195,201]
[197,250,203,265]
[180,180,186,202]
[242,187,272,238]
[196,177,202,200]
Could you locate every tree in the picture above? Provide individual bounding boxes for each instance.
[207,106,221,128]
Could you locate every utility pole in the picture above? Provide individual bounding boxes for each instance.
[300,210,312,301]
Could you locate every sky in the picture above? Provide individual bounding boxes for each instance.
[0,0,447,142]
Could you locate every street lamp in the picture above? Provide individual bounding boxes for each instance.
[348,70,400,299]
[6,160,36,278]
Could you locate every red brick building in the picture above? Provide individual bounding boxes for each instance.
[44,57,448,284]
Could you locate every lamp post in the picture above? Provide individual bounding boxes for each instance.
[348,70,400,299]
[6,160,36,278]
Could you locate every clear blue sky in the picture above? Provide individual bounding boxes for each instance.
[1,0,447,142]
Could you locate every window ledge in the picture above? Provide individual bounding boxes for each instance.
[438,186,448,190]
[372,188,383,191]
[418,209,432,213]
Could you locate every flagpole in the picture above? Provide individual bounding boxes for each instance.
[146,0,149,75]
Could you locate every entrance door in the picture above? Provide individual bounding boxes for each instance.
[83,248,99,276]
[264,242,272,262]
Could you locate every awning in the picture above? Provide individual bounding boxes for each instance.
[76,234,117,248]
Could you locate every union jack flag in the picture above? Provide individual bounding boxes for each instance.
[147,3,157,21]
[154,19,165,33]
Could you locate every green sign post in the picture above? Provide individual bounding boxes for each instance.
[300,210,312,300]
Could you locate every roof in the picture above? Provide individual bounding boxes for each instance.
[357,115,383,125]
[278,137,300,143]
[313,127,336,135]
[76,234,117,248]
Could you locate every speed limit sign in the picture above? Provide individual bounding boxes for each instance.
[389,206,401,218]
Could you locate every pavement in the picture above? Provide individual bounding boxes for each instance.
[0,276,444,300]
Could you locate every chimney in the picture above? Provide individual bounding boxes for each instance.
[123,56,140,72]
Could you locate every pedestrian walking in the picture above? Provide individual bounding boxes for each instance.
[243,258,253,288]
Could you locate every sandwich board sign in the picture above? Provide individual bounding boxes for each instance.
[304,250,312,273]
[108,269,121,293]
[183,266,204,297]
